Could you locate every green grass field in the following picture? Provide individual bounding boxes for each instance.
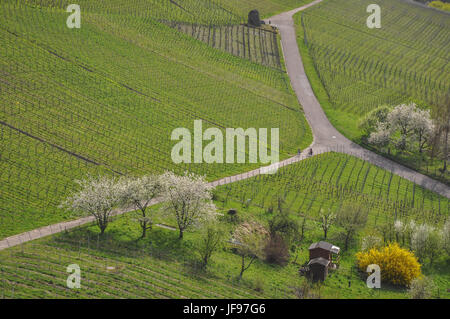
[1,0,449,300]
[1,153,448,299]
[294,0,450,183]
[215,152,449,228]
[0,0,313,239]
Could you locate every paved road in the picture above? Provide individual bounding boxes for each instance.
[0,0,448,251]
[265,0,450,198]
[0,148,321,251]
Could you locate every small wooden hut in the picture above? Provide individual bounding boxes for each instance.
[307,257,330,282]
[306,241,340,281]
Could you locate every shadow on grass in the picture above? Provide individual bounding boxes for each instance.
[46,224,195,264]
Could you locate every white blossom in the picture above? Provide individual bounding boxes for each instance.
[443,218,450,254]
[368,123,391,146]
[408,277,435,299]
[394,220,404,234]
[61,175,121,234]
[411,223,443,264]
[160,171,220,239]
[411,223,433,256]
[368,103,434,152]
[361,235,382,251]
[117,175,163,238]
[410,107,434,152]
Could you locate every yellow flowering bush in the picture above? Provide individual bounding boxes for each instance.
[356,243,421,287]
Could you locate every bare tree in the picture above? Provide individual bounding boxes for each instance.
[233,221,269,279]
[336,203,368,250]
[197,223,225,269]
[268,210,299,246]
[299,215,309,243]
[264,233,290,266]
[319,209,336,240]
[61,175,121,235]
[160,171,219,239]
[118,175,163,238]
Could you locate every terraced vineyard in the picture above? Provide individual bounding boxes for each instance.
[295,0,449,136]
[1,0,449,301]
[1,153,448,299]
[216,152,449,228]
[0,235,265,299]
[0,0,312,238]
[169,23,283,69]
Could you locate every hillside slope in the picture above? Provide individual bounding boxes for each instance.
[0,0,312,238]
[294,0,449,182]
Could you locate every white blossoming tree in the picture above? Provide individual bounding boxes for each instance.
[393,220,405,243]
[408,276,436,299]
[61,175,121,235]
[319,209,335,240]
[368,103,434,153]
[359,105,391,137]
[360,235,382,251]
[386,103,416,150]
[411,223,443,265]
[368,123,391,151]
[118,175,163,238]
[411,224,432,262]
[442,219,450,255]
[411,108,434,153]
[160,171,219,239]
[404,220,417,247]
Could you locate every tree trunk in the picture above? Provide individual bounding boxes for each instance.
[202,255,208,269]
[239,255,245,279]
[141,223,147,238]
[443,126,449,172]
[179,229,184,239]
[344,232,351,250]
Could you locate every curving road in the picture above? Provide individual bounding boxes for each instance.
[0,0,448,251]
[265,0,450,198]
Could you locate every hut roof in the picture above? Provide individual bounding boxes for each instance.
[309,241,340,254]
[308,257,330,267]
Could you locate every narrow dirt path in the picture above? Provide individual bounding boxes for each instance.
[0,0,448,251]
